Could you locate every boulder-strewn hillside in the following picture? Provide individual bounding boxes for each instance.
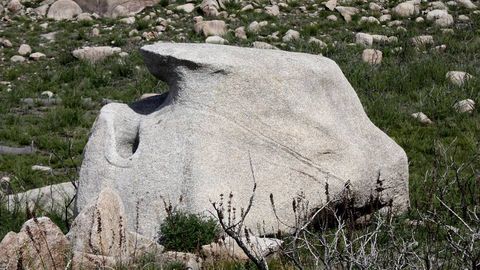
[0,0,479,268]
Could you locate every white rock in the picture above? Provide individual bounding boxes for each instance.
[205,35,227,44]
[355,32,373,46]
[362,49,382,64]
[446,71,473,86]
[379,14,391,22]
[392,1,418,17]
[91,27,100,36]
[47,0,82,20]
[120,16,135,24]
[369,2,382,11]
[41,91,54,98]
[77,43,410,239]
[29,52,46,60]
[327,14,338,21]
[456,0,477,9]
[411,112,433,125]
[453,99,475,113]
[10,55,26,62]
[74,0,159,17]
[32,165,53,172]
[282,29,300,42]
[18,44,32,56]
[76,12,93,21]
[248,20,268,33]
[7,0,23,13]
[458,15,469,21]
[241,4,254,12]
[335,6,359,22]
[34,4,49,16]
[411,35,434,46]
[202,236,283,261]
[265,5,280,16]
[426,9,454,27]
[235,27,247,40]
[415,17,424,22]
[177,3,195,13]
[360,16,380,24]
[72,46,121,63]
[324,0,337,11]
[0,39,12,48]
[309,37,327,48]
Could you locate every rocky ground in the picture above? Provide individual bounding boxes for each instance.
[0,0,479,268]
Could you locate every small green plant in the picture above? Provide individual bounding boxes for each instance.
[158,211,220,252]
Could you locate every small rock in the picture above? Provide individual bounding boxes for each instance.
[458,15,469,21]
[456,0,477,9]
[309,37,327,48]
[362,49,382,64]
[72,46,121,63]
[392,1,418,18]
[453,99,475,113]
[355,32,373,46]
[41,91,54,98]
[7,0,23,13]
[139,93,160,100]
[324,0,337,11]
[10,55,26,62]
[32,165,52,172]
[235,27,247,40]
[426,9,454,27]
[248,21,268,33]
[241,4,254,12]
[265,5,280,16]
[91,27,100,36]
[120,16,135,24]
[282,29,300,42]
[360,16,380,24]
[77,12,93,21]
[379,14,391,22]
[411,35,434,47]
[47,0,83,21]
[29,52,46,60]
[202,236,283,262]
[411,112,433,125]
[415,17,424,23]
[369,2,382,11]
[446,71,473,86]
[1,38,13,48]
[18,44,32,56]
[327,14,338,21]
[335,6,359,22]
[205,35,227,44]
[177,3,195,13]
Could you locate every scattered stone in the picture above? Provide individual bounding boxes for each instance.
[91,27,100,36]
[458,14,469,21]
[411,112,433,125]
[162,251,202,270]
[177,3,195,13]
[41,91,54,98]
[7,0,23,13]
[34,4,49,16]
[282,29,300,42]
[201,0,219,17]
[29,52,46,60]
[235,27,247,40]
[360,16,380,24]
[74,0,159,17]
[309,37,327,48]
[369,2,382,11]
[379,14,391,22]
[241,4,254,12]
[120,16,135,24]
[356,32,373,46]
[41,31,57,42]
[72,46,121,63]
[415,17,424,23]
[324,0,337,11]
[446,71,473,86]
[426,9,454,27]
[47,0,83,20]
[76,12,93,21]
[265,5,280,16]
[10,55,26,62]
[335,6,359,22]
[411,35,434,47]
[327,14,338,21]
[456,0,477,9]
[362,49,382,64]
[453,99,475,113]
[205,35,227,44]
[392,1,418,18]
[18,44,32,56]
[0,217,70,270]
[248,20,268,33]
[0,38,13,48]
[195,20,227,37]
[32,165,53,172]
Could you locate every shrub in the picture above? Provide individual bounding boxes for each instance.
[158,211,220,252]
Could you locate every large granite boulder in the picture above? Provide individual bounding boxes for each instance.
[76,43,409,239]
[73,0,159,17]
